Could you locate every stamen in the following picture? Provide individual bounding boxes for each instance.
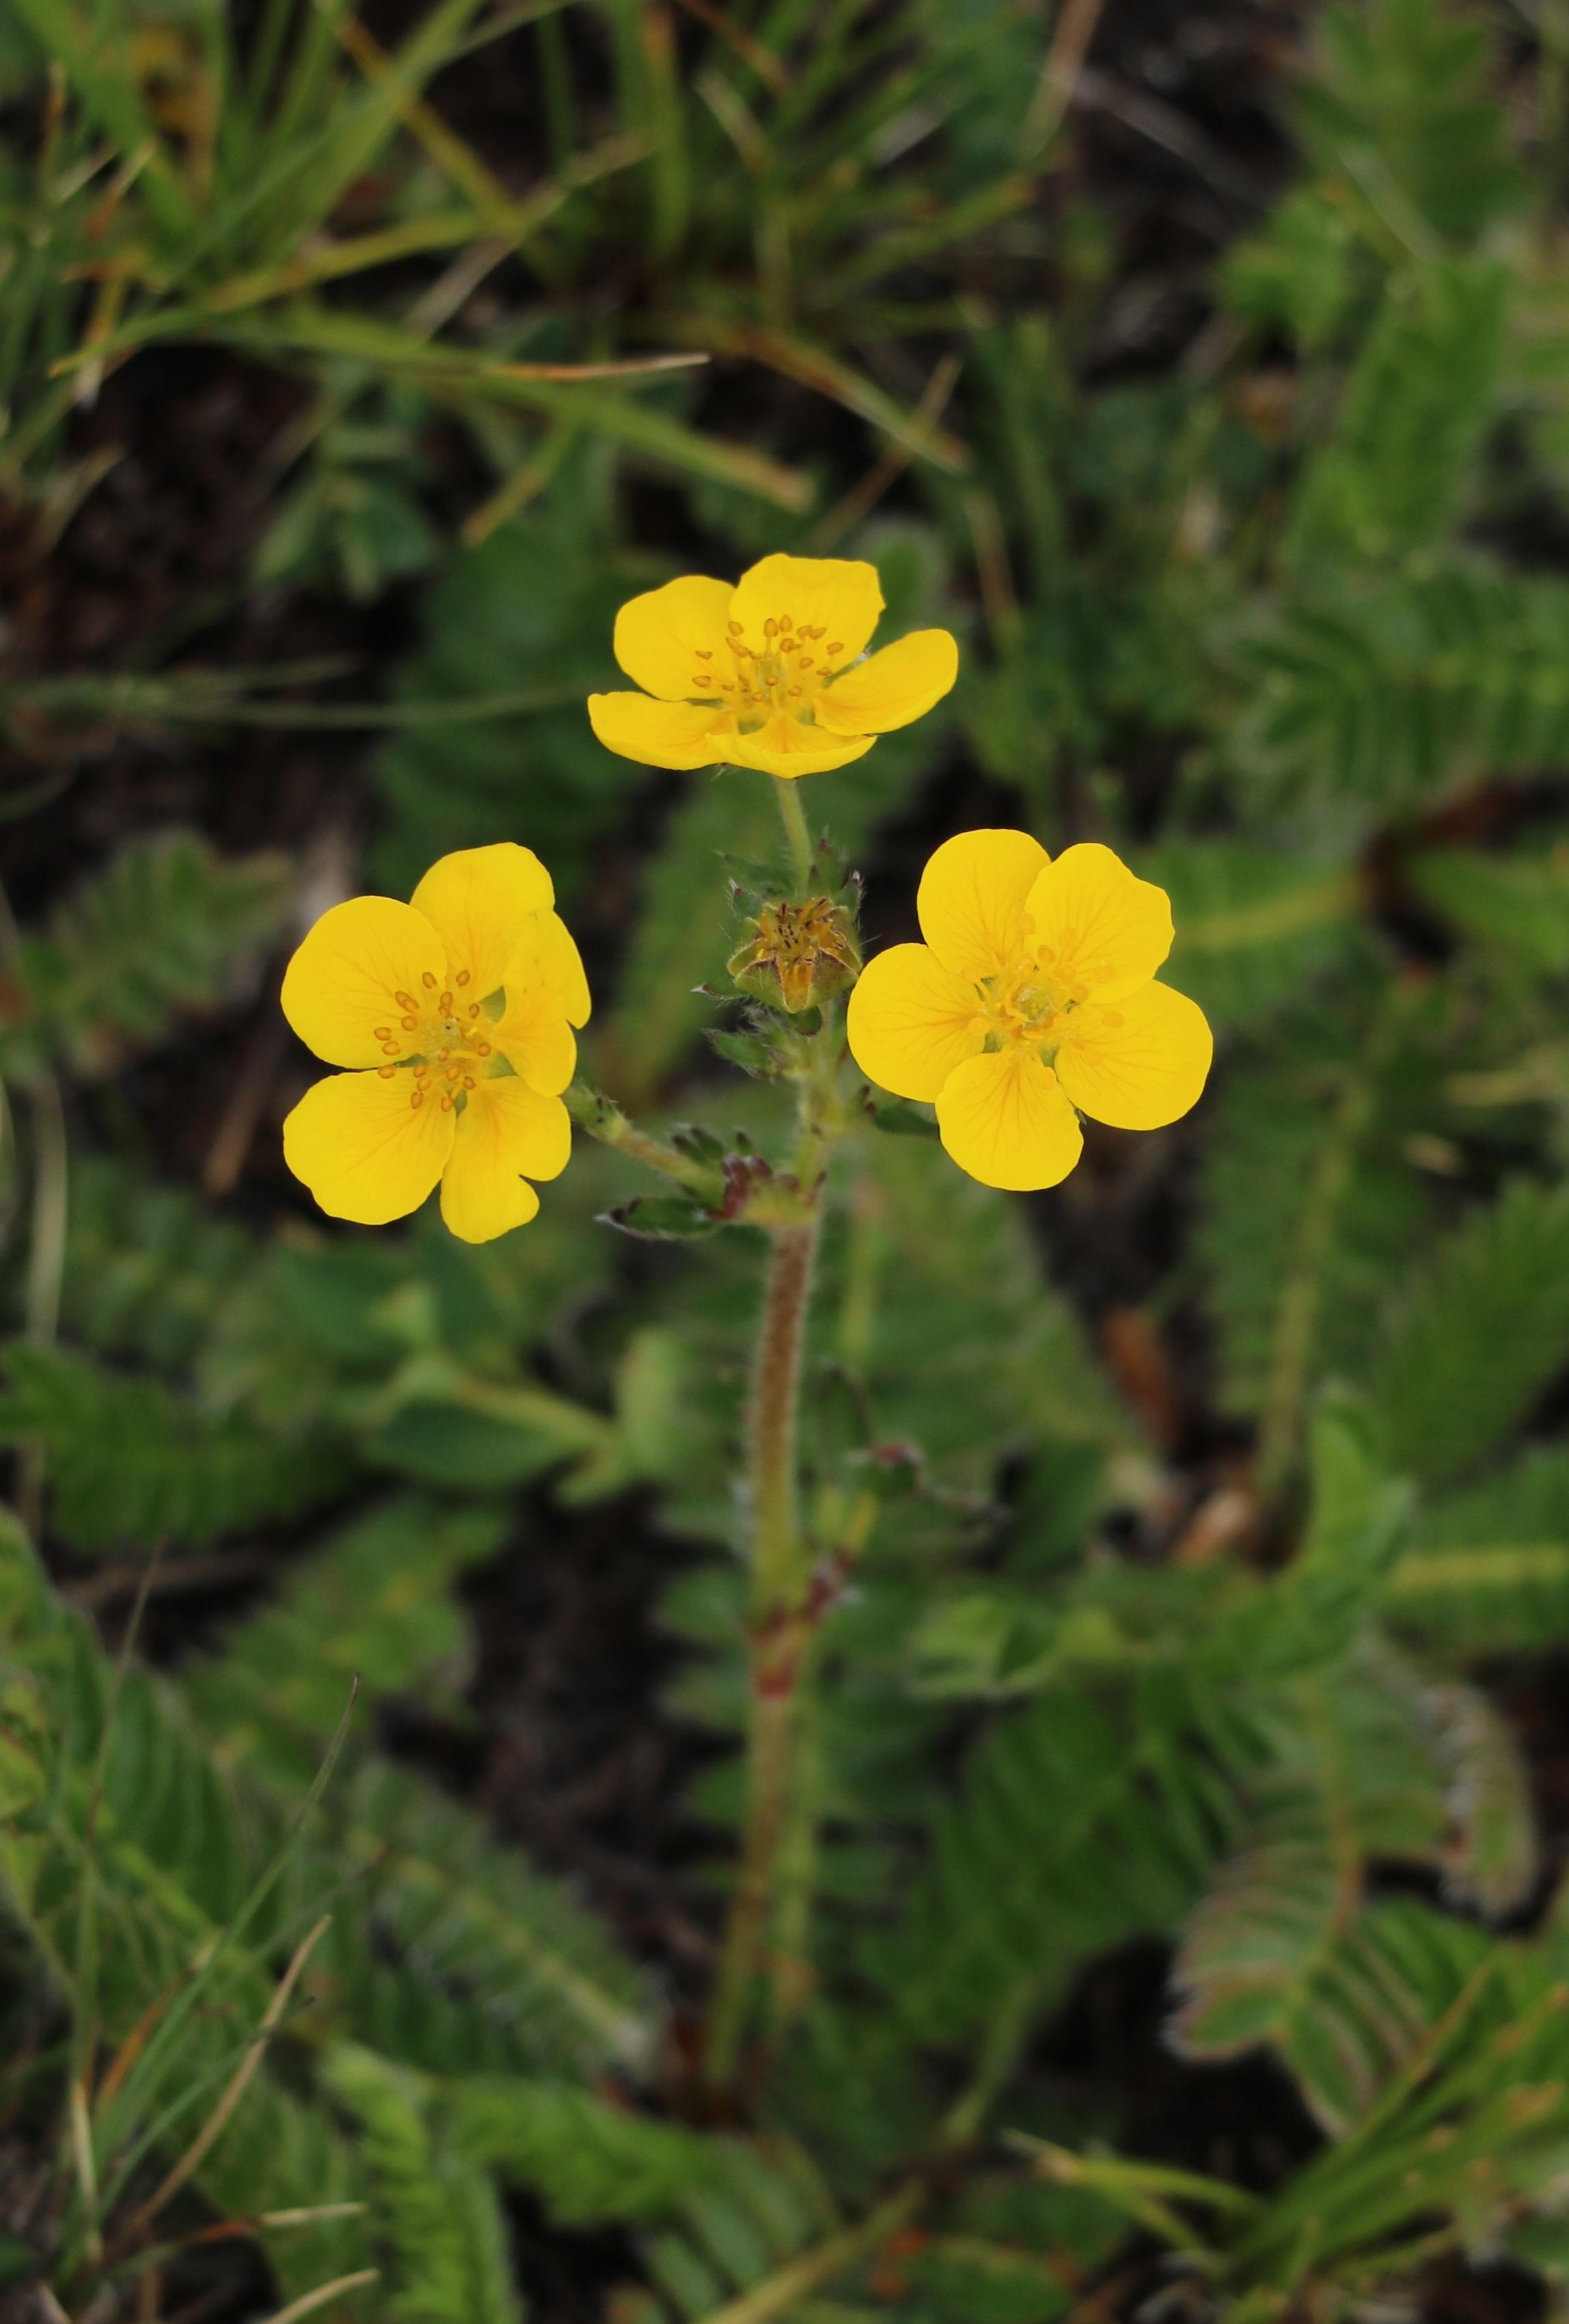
[378,1064,396,1079]
[421,971,437,990]
[456,969,471,988]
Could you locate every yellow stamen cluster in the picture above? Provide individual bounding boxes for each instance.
[977,946,1126,1055]
[371,967,496,1111]
[699,609,848,725]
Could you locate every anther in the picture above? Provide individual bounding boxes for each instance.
[401,1015,418,1030]
[476,1041,492,1057]
[468,1003,481,1018]
[436,1047,450,1062]
[394,990,414,1008]
[779,612,793,631]
[789,685,803,697]
[439,991,453,1012]
[764,619,778,638]
[798,656,813,670]
[722,681,735,692]
[379,1065,396,1079]
[727,619,743,635]
[456,969,471,988]
[696,647,713,660]
[410,1090,424,1109]
[462,1075,476,1090]
[827,640,843,655]
[1102,1010,1125,1029]
[374,1026,392,1039]
[421,971,437,990]
[441,1094,454,1111]
[381,1041,400,1055]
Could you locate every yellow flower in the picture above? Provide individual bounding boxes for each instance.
[280,843,590,1243]
[587,552,958,777]
[847,830,1212,1191]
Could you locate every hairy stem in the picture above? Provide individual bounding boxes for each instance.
[705,1214,821,2090]
[564,1079,722,1200]
[773,776,813,893]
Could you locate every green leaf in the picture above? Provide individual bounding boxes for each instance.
[0,833,289,1081]
[0,1342,341,1552]
[1287,257,1507,569]
[601,1194,720,1240]
[1371,1178,1569,1485]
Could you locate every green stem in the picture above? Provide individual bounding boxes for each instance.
[773,776,814,894]
[564,1079,724,1200]
[705,1213,821,2090]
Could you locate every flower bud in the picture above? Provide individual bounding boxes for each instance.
[727,895,862,1016]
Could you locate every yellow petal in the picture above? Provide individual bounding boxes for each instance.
[814,630,959,736]
[612,576,735,699]
[409,843,554,1002]
[934,1047,1083,1192]
[726,713,875,777]
[916,828,1051,982]
[283,1070,454,1224]
[504,907,591,1027]
[439,1078,572,1243]
[1024,843,1173,1003]
[493,910,586,1095]
[281,897,446,1069]
[846,943,985,1102]
[1053,980,1213,1131]
[588,692,727,770]
[730,554,884,664]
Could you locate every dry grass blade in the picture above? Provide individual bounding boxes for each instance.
[254,2267,381,2324]
[120,1915,333,2246]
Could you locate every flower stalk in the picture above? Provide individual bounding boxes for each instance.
[773,775,814,895]
[705,1211,821,2091]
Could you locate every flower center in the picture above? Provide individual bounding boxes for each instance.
[371,968,498,1113]
[978,947,1124,1057]
[693,609,849,731]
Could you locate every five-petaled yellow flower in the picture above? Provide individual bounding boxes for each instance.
[281,843,589,1243]
[587,552,957,777]
[847,830,1212,1191]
